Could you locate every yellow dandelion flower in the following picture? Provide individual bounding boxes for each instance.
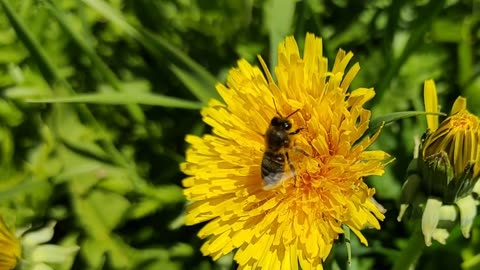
[182,33,392,269]
[0,216,21,270]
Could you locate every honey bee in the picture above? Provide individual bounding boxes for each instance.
[261,103,303,190]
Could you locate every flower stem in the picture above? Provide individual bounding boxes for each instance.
[392,228,425,270]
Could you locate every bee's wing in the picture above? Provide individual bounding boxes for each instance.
[262,170,295,190]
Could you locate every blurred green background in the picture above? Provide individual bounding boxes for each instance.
[0,0,479,269]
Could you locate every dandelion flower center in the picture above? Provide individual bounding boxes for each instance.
[450,112,479,131]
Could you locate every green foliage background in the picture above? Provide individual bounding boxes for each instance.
[0,0,479,269]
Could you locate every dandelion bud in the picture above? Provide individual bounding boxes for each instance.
[398,79,480,246]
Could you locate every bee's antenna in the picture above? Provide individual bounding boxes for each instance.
[272,98,284,118]
[272,98,300,119]
[286,109,300,119]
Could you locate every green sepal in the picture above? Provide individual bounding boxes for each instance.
[420,151,479,203]
[400,173,422,205]
[420,151,454,201]
[452,162,477,201]
[406,158,420,176]
[343,225,352,266]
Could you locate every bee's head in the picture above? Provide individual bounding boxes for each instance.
[271,117,292,130]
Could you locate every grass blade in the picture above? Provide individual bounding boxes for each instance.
[81,0,219,104]
[140,30,221,103]
[264,0,296,72]
[374,0,446,103]
[170,64,218,103]
[81,0,139,38]
[27,92,203,110]
[44,1,146,122]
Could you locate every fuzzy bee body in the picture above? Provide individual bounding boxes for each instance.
[261,113,302,190]
[261,146,287,188]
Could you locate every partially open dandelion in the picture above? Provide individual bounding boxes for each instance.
[398,79,480,246]
[182,33,392,269]
[0,216,21,270]
[0,215,79,270]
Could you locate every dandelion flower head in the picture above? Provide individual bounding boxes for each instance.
[0,216,21,270]
[182,33,392,269]
[423,79,480,183]
[409,80,480,245]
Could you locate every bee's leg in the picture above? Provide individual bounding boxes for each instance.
[285,151,297,187]
[292,146,310,157]
[289,127,304,135]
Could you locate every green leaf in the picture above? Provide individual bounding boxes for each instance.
[88,190,130,230]
[463,253,480,269]
[142,185,185,207]
[0,180,49,203]
[128,199,161,219]
[0,0,60,86]
[431,18,462,42]
[26,93,203,110]
[457,17,474,87]
[71,189,133,269]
